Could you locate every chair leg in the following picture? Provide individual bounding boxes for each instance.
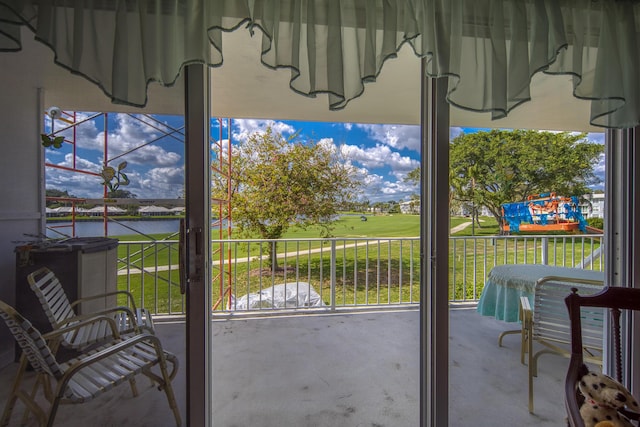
[0,394,18,426]
[525,315,534,413]
[532,349,558,378]
[129,377,139,397]
[1,357,34,427]
[46,395,62,427]
[0,370,21,426]
[21,374,46,425]
[497,329,520,347]
[520,321,528,365]
[154,348,181,426]
[161,373,182,427]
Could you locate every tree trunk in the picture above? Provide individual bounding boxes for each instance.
[473,210,482,228]
[268,240,279,271]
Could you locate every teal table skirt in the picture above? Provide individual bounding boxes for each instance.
[477,264,604,323]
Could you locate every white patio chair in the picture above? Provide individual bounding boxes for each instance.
[520,276,604,413]
[26,266,155,350]
[0,299,181,427]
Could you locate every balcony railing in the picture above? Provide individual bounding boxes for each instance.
[115,234,604,315]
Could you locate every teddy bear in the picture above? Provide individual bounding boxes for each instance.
[578,370,639,427]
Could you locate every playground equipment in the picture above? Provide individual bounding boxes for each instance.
[500,193,587,234]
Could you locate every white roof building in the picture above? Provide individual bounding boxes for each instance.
[138,205,172,216]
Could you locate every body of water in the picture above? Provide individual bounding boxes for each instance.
[46,219,181,239]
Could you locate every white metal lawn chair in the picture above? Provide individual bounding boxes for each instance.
[26,266,155,350]
[0,299,181,427]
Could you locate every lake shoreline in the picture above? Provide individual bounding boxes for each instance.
[46,215,185,223]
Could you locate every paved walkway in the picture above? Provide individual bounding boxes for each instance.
[450,219,486,234]
[450,221,472,234]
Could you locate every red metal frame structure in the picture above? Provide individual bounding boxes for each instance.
[43,111,234,311]
[44,110,106,237]
[43,110,192,238]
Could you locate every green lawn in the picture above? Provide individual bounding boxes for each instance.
[285,214,420,238]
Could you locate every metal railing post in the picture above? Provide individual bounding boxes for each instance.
[541,237,549,265]
[330,240,336,311]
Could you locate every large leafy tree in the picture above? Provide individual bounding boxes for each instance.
[213,127,362,269]
[404,130,603,227]
[449,129,603,226]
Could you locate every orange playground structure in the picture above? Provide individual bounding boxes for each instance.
[500,193,587,234]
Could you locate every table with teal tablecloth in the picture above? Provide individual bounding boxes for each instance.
[477,264,605,323]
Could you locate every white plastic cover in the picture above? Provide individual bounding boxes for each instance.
[228,282,325,310]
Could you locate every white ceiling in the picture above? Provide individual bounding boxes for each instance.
[39,29,598,132]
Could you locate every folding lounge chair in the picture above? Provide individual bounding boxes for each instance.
[0,299,181,427]
[519,276,604,413]
[26,266,155,350]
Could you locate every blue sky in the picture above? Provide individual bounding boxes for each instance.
[44,113,606,202]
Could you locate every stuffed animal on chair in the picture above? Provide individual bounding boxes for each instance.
[578,371,639,427]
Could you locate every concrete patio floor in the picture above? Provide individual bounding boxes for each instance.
[0,306,574,426]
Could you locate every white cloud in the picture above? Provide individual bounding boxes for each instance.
[317,137,336,151]
[593,153,605,174]
[343,123,353,131]
[378,180,416,196]
[46,111,101,141]
[341,144,419,171]
[355,124,421,151]
[46,153,104,198]
[145,167,184,185]
[232,119,296,142]
[586,132,605,145]
[115,145,181,166]
[54,153,102,173]
[57,114,182,167]
[450,127,464,139]
[357,177,418,202]
[136,167,185,198]
[45,152,184,199]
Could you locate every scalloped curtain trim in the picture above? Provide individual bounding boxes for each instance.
[0,0,638,128]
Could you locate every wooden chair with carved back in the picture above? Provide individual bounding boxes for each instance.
[564,286,640,427]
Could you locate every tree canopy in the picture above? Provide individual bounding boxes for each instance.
[404,168,420,186]
[213,127,361,267]
[449,129,603,224]
[404,129,603,225]
[45,188,76,207]
[107,189,137,199]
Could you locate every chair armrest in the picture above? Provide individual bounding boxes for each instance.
[70,290,139,311]
[63,333,165,377]
[56,306,140,333]
[42,315,121,341]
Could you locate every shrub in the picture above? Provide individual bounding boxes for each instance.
[587,217,604,231]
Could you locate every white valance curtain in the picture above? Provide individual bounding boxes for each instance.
[1,0,639,128]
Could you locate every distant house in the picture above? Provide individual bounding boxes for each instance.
[139,205,172,216]
[170,207,185,215]
[51,206,88,216]
[455,202,493,218]
[579,193,605,219]
[85,206,126,216]
[400,200,420,214]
